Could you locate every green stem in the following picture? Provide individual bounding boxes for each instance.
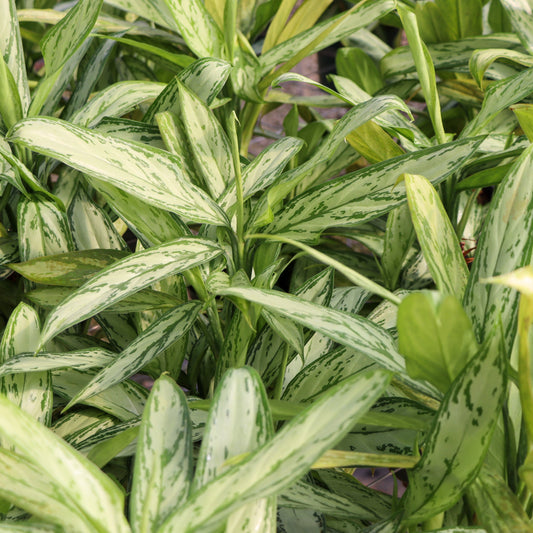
[273,343,290,401]
[228,111,245,268]
[240,102,263,157]
[456,188,479,239]
[518,298,533,451]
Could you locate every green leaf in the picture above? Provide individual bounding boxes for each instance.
[8,118,228,226]
[397,4,446,143]
[0,394,130,533]
[397,292,479,394]
[403,327,506,524]
[336,47,383,95]
[159,369,391,532]
[414,0,483,43]
[10,249,129,286]
[0,52,23,129]
[403,173,469,298]
[103,0,177,30]
[467,469,533,533]
[0,303,52,427]
[40,0,102,76]
[464,144,533,346]
[162,0,224,58]
[130,375,192,533]
[26,286,181,313]
[267,138,483,241]
[512,103,533,142]
[65,301,201,408]
[38,237,222,348]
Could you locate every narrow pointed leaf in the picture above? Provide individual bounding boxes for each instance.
[18,197,74,261]
[267,138,483,240]
[40,0,102,76]
[10,249,129,286]
[145,58,231,123]
[8,118,228,226]
[500,0,533,54]
[1,303,52,426]
[464,144,533,346]
[178,81,232,199]
[0,448,98,533]
[39,238,222,347]
[163,0,224,58]
[0,395,130,533]
[218,286,405,375]
[0,348,114,376]
[404,173,469,298]
[72,81,164,128]
[0,0,30,114]
[130,375,192,533]
[67,302,201,408]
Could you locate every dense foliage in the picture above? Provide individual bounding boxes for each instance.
[1,0,533,531]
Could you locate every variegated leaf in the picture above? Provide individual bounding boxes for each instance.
[40,0,102,75]
[500,0,533,54]
[130,375,192,533]
[38,238,222,348]
[193,367,276,532]
[403,173,469,298]
[8,118,228,226]
[0,394,131,533]
[162,0,224,58]
[159,369,391,532]
[144,58,231,123]
[71,81,164,128]
[0,303,52,427]
[0,348,114,376]
[403,327,506,523]
[259,0,394,74]
[0,0,29,114]
[218,286,405,377]
[66,302,201,408]
[464,144,533,346]
[266,138,483,240]
[178,81,232,199]
[53,368,148,421]
[0,447,98,533]
[17,197,74,261]
[26,286,180,313]
[68,186,127,251]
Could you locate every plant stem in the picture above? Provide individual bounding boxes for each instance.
[273,343,290,400]
[240,102,263,157]
[228,111,245,268]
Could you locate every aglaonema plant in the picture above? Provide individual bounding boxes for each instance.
[2,0,533,531]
